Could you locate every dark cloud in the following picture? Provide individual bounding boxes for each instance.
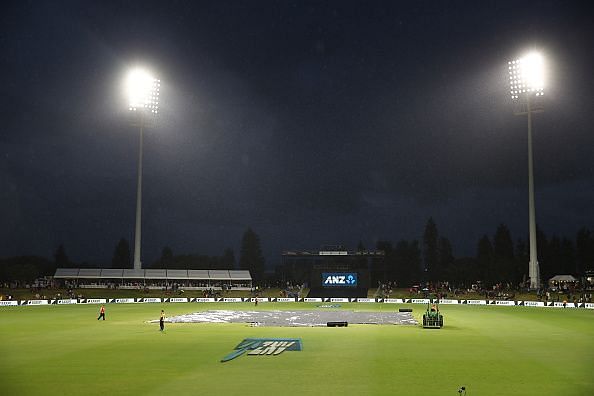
[1,0,593,265]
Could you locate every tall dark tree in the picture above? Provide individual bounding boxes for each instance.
[560,238,576,275]
[375,240,394,283]
[515,238,529,285]
[493,224,515,284]
[493,224,514,260]
[448,257,479,286]
[54,244,70,268]
[422,217,439,281]
[394,239,422,286]
[477,235,494,286]
[239,228,265,282]
[536,226,550,284]
[576,228,594,275]
[438,237,454,280]
[111,238,131,268]
[0,256,52,281]
[547,236,563,279]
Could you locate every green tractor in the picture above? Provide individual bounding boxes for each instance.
[422,302,444,329]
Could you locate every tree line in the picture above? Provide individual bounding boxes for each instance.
[1,222,593,286]
[0,227,266,283]
[377,218,594,287]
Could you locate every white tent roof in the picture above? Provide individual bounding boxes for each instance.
[549,274,577,282]
[187,270,209,280]
[122,269,145,279]
[77,269,101,279]
[54,268,79,278]
[229,270,252,280]
[209,270,230,280]
[53,268,251,282]
[101,269,124,278]
[166,270,189,280]
[145,269,167,279]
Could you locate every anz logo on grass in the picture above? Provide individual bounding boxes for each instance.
[221,338,302,363]
[322,272,358,287]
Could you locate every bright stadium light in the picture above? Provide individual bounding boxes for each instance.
[508,52,545,99]
[126,68,160,113]
[125,67,160,270]
[508,51,546,290]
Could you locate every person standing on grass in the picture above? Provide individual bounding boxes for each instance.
[159,310,165,331]
[97,305,105,320]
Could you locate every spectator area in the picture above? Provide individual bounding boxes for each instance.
[53,268,252,290]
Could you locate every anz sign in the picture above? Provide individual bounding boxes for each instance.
[322,272,358,287]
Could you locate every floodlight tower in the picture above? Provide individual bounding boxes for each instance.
[126,68,160,270]
[508,52,544,290]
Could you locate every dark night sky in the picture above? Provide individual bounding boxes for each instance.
[1,0,593,267]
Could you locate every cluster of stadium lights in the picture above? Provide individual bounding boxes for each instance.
[126,69,160,114]
[508,52,544,100]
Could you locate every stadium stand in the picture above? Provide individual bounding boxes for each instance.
[53,269,252,290]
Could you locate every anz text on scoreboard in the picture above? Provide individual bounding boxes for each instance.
[322,273,358,287]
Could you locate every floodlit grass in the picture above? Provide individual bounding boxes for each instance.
[0,303,592,396]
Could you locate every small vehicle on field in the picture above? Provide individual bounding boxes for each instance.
[422,302,443,329]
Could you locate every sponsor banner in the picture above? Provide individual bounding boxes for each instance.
[193,298,215,303]
[276,298,296,302]
[27,300,49,305]
[553,302,577,308]
[140,298,161,303]
[384,298,404,304]
[57,299,78,305]
[304,298,322,302]
[250,298,269,303]
[438,299,459,305]
[84,299,107,304]
[523,301,545,307]
[585,303,594,310]
[112,298,135,304]
[169,297,188,302]
[355,298,376,303]
[222,298,243,303]
[330,298,349,303]
[0,300,19,306]
[411,299,430,304]
[466,300,487,305]
[494,300,515,306]
[322,272,358,287]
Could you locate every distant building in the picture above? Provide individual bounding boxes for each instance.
[279,245,384,287]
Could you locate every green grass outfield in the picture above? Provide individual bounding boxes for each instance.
[1,303,593,396]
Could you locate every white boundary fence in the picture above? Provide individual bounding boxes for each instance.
[2,298,593,309]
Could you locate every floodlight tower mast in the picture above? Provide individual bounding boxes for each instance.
[508,53,544,290]
[126,69,160,270]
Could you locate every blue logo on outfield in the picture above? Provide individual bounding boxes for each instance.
[221,338,302,362]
